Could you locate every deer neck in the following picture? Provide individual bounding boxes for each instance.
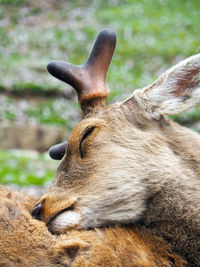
[163,119,200,177]
[142,121,200,265]
[143,178,200,266]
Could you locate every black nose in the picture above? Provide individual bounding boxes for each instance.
[31,202,43,220]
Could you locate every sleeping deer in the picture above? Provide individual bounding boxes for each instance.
[0,186,185,266]
[32,29,200,266]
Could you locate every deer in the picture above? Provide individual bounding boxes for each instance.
[0,186,185,266]
[31,29,200,266]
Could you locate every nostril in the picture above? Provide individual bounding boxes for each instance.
[31,202,43,221]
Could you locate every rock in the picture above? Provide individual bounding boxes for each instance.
[0,123,65,152]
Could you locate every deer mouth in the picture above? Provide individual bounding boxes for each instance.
[47,207,81,234]
[32,196,80,234]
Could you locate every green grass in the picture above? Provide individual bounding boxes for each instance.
[0,0,199,97]
[24,99,80,128]
[0,96,80,128]
[0,149,57,186]
[0,0,27,6]
[12,82,49,93]
[171,104,200,125]
[0,0,200,127]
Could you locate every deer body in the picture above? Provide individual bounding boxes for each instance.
[0,186,185,266]
[32,29,200,266]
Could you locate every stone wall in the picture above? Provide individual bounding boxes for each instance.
[0,123,65,152]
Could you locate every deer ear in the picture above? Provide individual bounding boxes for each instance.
[130,54,200,119]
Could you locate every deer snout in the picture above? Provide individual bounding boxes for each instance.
[31,194,80,233]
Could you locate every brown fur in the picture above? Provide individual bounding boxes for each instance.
[34,54,200,266]
[0,186,185,266]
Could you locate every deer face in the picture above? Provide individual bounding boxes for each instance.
[36,107,170,233]
[32,29,200,234]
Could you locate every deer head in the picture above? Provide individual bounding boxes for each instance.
[32,29,200,241]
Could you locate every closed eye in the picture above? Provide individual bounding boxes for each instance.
[79,126,96,159]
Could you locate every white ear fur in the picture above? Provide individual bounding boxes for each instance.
[132,54,200,119]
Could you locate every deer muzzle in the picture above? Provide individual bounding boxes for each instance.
[31,194,80,233]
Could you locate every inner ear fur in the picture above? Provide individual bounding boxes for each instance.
[127,54,200,119]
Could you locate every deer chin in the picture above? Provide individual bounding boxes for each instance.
[48,210,81,234]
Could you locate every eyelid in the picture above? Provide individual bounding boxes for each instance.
[79,126,96,159]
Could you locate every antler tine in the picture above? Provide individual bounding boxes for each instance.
[47,29,116,113]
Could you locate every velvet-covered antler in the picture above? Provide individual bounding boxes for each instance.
[48,29,116,159]
[47,28,116,114]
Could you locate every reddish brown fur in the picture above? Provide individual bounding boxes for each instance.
[0,186,185,266]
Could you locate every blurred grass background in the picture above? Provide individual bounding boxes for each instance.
[0,0,200,187]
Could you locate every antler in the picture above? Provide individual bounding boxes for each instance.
[47,28,116,113]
